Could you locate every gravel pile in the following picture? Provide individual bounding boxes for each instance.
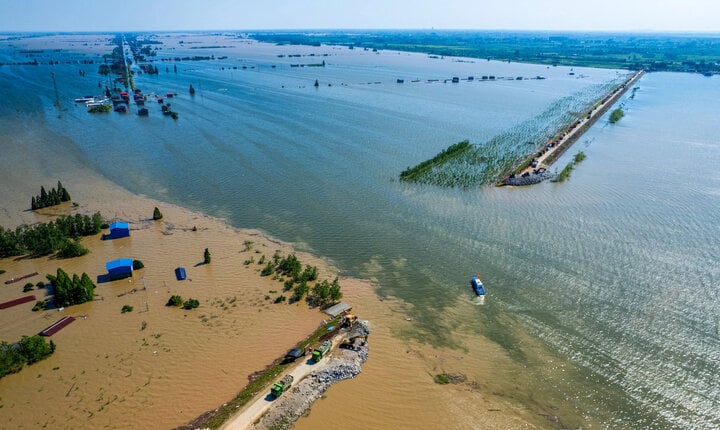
[503,170,553,186]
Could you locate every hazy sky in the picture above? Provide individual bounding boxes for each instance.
[1,0,718,32]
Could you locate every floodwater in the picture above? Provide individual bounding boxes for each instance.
[1,33,719,429]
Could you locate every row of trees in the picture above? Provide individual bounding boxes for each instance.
[0,335,55,379]
[399,140,472,182]
[46,268,96,308]
[309,278,342,308]
[0,212,102,258]
[31,181,71,210]
[260,252,341,306]
[262,252,319,283]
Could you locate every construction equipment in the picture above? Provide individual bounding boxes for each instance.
[312,340,332,362]
[270,374,294,398]
[341,333,368,349]
[340,313,358,328]
[341,321,370,350]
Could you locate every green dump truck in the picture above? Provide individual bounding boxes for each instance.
[312,340,332,362]
[270,374,294,398]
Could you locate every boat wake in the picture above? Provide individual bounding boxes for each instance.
[472,295,486,306]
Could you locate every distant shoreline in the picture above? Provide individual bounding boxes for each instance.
[249,30,720,75]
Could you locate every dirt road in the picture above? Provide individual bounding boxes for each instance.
[219,357,325,430]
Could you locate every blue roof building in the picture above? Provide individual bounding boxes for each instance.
[106,258,133,279]
[109,221,130,239]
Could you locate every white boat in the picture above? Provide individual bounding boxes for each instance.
[86,97,108,106]
[74,96,94,103]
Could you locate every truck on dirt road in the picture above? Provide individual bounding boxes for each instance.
[312,340,332,362]
[270,375,294,398]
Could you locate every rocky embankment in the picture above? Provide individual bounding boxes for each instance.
[502,169,553,186]
[249,323,370,430]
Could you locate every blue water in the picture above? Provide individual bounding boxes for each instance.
[1,35,719,428]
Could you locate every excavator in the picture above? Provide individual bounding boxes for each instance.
[340,312,357,328]
[340,333,367,350]
[340,320,370,350]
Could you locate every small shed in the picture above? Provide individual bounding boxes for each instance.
[323,302,352,318]
[175,267,187,281]
[106,258,133,279]
[109,221,130,239]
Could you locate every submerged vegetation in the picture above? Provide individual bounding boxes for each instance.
[554,152,586,183]
[399,140,472,183]
[555,162,575,183]
[258,251,341,307]
[396,80,623,188]
[0,212,102,258]
[88,104,111,113]
[56,239,89,258]
[434,374,451,384]
[609,108,625,124]
[183,298,200,310]
[0,335,55,379]
[167,295,184,307]
[31,181,70,210]
[46,268,96,307]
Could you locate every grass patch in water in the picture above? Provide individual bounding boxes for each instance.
[553,151,585,183]
[396,79,624,188]
[554,162,574,182]
[609,107,625,124]
[400,140,471,182]
[434,373,450,384]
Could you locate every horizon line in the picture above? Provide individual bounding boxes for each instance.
[2,28,720,36]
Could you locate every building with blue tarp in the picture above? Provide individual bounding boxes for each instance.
[106,258,133,279]
[109,221,130,239]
